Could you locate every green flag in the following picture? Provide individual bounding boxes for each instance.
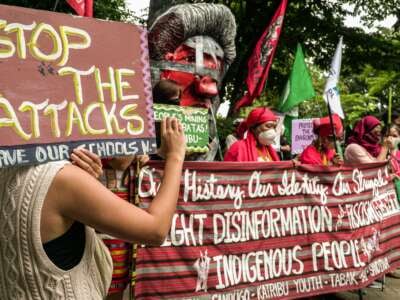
[278,44,315,143]
[282,110,297,144]
[278,44,315,112]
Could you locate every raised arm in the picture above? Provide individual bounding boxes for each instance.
[42,117,185,245]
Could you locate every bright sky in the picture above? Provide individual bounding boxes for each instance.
[343,3,397,33]
[126,0,397,31]
[126,0,150,15]
[345,15,397,32]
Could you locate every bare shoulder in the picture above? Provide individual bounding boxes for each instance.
[344,143,373,164]
[344,143,365,155]
[345,143,363,151]
[50,163,123,220]
[54,163,80,181]
[53,164,96,187]
[51,164,109,205]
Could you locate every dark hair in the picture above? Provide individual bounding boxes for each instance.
[394,107,400,119]
[381,107,400,125]
[390,124,400,134]
[152,79,181,104]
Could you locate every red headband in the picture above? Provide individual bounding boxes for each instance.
[313,114,343,137]
[246,107,277,128]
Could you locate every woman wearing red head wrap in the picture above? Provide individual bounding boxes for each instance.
[224,107,280,162]
[345,115,395,164]
[299,114,344,166]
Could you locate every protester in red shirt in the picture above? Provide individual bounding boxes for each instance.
[299,114,343,166]
[224,107,280,162]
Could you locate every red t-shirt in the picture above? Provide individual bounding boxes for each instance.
[299,144,335,166]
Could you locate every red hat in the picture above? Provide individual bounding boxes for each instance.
[246,107,277,128]
[313,114,343,137]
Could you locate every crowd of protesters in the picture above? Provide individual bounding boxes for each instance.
[2,70,400,298]
[224,107,400,172]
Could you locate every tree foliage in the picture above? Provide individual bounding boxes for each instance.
[149,1,398,124]
[2,0,398,138]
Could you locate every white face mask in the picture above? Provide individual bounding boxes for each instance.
[258,129,277,146]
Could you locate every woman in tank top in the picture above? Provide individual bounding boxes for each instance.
[0,117,185,300]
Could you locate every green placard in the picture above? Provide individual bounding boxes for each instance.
[153,104,209,153]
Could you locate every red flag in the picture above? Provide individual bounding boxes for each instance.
[67,0,93,17]
[84,0,93,17]
[234,0,287,112]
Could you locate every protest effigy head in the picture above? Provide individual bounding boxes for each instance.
[148,3,236,109]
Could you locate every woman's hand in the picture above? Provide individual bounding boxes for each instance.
[158,117,186,161]
[333,153,344,166]
[70,148,103,178]
[385,136,396,151]
[136,155,150,167]
[292,158,301,167]
[281,145,291,153]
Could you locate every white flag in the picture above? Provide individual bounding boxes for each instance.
[324,37,345,119]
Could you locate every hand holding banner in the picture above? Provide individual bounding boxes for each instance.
[135,161,400,299]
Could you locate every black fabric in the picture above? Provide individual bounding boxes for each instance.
[43,222,86,271]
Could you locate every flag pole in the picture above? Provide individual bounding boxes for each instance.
[388,86,393,124]
[209,104,224,161]
[53,0,60,11]
[327,101,337,149]
[323,36,344,158]
[326,95,343,157]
